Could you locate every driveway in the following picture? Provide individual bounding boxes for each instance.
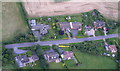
[13,47,28,54]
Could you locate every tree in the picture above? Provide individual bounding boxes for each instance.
[26,51,33,57]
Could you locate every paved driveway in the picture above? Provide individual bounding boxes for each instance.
[13,47,28,54]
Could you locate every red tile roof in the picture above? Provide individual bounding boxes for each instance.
[109,45,117,53]
[62,51,74,59]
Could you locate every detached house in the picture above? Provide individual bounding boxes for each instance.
[105,42,117,53]
[44,48,61,63]
[61,51,74,60]
[31,24,50,35]
[93,20,105,29]
[15,55,39,67]
[108,45,117,53]
[84,25,95,37]
[59,22,82,31]
[59,22,82,38]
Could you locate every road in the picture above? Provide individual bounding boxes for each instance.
[5,34,120,48]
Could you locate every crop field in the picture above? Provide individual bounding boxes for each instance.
[2,2,28,42]
[23,0,118,21]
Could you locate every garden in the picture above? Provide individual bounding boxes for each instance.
[2,38,119,70]
[27,9,119,41]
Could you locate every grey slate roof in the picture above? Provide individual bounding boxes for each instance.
[59,22,82,30]
[44,48,60,62]
[32,24,50,35]
[93,20,105,28]
[15,55,29,64]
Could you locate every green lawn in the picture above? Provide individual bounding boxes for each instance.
[63,59,76,68]
[61,46,118,69]
[48,62,65,69]
[2,64,15,69]
[52,49,117,69]
[61,47,71,51]
[71,50,117,69]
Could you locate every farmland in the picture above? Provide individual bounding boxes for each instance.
[23,1,118,21]
[2,2,28,42]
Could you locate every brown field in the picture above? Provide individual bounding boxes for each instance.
[0,2,2,42]
[2,2,28,41]
[22,0,119,20]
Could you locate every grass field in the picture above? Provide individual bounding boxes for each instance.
[45,50,118,69]
[2,2,28,42]
[69,50,117,69]
[61,47,118,69]
[48,62,65,69]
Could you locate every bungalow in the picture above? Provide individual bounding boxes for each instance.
[44,48,61,63]
[93,20,105,29]
[15,55,39,67]
[61,51,74,60]
[59,22,82,31]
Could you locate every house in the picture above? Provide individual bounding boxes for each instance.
[44,48,61,63]
[61,51,74,60]
[108,45,117,53]
[104,43,117,53]
[59,22,82,31]
[84,25,95,37]
[59,22,82,38]
[28,19,37,26]
[15,55,39,67]
[31,24,50,35]
[93,20,105,29]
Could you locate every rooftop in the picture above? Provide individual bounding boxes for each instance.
[32,24,50,35]
[93,20,105,29]
[108,45,117,53]
[61,51,74,60]
[59,22,82,30]
[15,55,39,67]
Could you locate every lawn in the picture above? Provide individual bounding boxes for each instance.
[2,64,15,69]
[70,50,117,69]
[61,44,118,69]
[61,47,71,51]
[63,59,76,68]
[2,2,28,42]
[48,62,65,69]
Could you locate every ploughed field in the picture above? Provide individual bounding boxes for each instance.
[22,0,118,21]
